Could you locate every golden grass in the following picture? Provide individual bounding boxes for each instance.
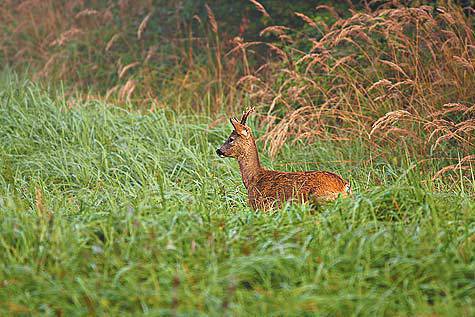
[234,4,473,178]
[0,0,238,110]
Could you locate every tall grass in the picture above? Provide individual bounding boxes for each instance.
[0,75,474,316]
[1,1,473,178]
[238,3,474,167]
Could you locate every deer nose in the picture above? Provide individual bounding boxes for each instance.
[216,149,224,157]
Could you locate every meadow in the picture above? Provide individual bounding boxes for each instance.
[0,76,474,316]
[1,1,475,316]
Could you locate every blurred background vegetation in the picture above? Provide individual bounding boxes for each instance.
[0,0,362,105]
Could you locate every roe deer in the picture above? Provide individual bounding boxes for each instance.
[216,108,351,210]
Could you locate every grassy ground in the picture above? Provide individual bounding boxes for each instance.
[0,77,474,316]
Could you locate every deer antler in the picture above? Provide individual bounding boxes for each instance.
[240,107,255,125]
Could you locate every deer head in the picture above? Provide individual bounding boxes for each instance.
[216,107,255,158]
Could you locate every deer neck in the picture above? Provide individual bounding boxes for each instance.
[237,140,262,189]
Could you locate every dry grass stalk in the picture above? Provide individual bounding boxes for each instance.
[294,12,318,29]
[249,0,270,18]
[429,103,475,118]
[118,62,140,80]
[105,34,120,52]
[265,43,287,60]
[137,12,152,40]
[119,80,136,101]
[368,79,392,92]
[452,56,475,71]
[75,9,99,19]
[205,4,218,33]
[144,45,158,64]
[259,26,290,37]
[35,187,45,216]
[369,111,412,137]
[378,59,409,77]
[237,75,261,86]
[315,4,340,19]
[106,85,119,100]
[433,155,475,180]
[50,27,83,46]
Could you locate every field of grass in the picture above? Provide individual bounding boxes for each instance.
[0,76,474,316]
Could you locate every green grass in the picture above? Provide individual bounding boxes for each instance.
[0,76,474,316]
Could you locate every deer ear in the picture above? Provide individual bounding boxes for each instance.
[230,117,250,138]
[240,107,255,125]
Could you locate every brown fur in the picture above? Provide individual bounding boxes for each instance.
[217,108,350,210]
